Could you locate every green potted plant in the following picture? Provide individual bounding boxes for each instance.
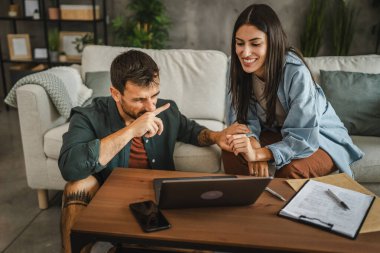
[300,0,327,57]
[48,28,59,61]
[72,33,95,53]
[332,0,360,56]
[111,0,170,49]
[371,0,380,54]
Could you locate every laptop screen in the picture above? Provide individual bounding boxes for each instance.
[153,176,272,209]
[153,175,237,202]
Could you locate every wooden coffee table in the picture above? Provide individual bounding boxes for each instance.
[71,168,380,253]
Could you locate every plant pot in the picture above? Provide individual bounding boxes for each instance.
[49,51,58,62]
[59,54,67,62]
[48,7,59,20]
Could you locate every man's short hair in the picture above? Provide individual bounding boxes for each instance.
[110,50,159,93]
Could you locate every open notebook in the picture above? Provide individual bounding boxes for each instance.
[279,180,375,239]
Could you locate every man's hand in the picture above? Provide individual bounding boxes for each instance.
[98,103,170,166]
[215,123,250,151]
[225,123,251,136]
[127,103,170,138]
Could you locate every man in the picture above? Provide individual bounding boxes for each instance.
[58,50,248,253]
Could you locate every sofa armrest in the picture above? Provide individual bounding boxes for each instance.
[16,84,67,189]
[70,64,82,76]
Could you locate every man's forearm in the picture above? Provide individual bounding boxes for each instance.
[197,129,220,146]
[98,127,134,165]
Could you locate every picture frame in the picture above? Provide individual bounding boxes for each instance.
[24,0,39,17]
[59,31,92,61]
[7,34,32,61]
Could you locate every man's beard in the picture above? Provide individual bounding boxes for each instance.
[120,100,146,120]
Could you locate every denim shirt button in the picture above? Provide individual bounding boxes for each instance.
[152,159,156,163]
[145,139,149,143]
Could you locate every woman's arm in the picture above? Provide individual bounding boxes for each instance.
[228,64,321,169]
[227,134,273,162]
[267,66,320,169]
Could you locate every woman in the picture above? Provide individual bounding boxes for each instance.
[226,4,363,178]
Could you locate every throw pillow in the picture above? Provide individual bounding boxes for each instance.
[85,71,111,99]
[320,70,380,136]
[50,66,93,106]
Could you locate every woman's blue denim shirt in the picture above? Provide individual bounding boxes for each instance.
[226,52,363,177]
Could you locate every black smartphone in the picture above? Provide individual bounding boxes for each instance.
[129,200,171,232]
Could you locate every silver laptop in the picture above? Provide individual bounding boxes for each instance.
[153,175,272,209]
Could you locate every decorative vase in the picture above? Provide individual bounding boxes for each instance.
[48,7,59,20]
[49,51,58,62]
[59,54,67,62]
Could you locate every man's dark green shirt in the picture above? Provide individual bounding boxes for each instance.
[59,97,206,182]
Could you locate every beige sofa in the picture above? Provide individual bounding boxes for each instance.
[16,45,380,209]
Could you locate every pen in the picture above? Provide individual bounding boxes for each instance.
[245,133,256,138]
[326,188,350,210]
[265,187,286,201]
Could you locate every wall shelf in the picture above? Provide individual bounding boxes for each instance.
[0,0,108,109]
[0,17,106,22]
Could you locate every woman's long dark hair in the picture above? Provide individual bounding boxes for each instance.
[230,4,287,126]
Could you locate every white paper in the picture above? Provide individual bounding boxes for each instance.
[12,38,28,56]
[34,48,48,59]
[280,180,374,238]
[25,0,39,17]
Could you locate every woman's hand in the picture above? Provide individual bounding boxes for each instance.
[248,161,269,177]
[249,136,261,148]
[226,133,271,177]
[226,134,257,162]
[247,136,269,176]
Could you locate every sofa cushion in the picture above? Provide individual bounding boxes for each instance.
[44,119,224,170]
[305,54,380,84]
[194,119,224,131]
[320,70,380,136]
[174,143,222,173]
[81,45,228,122]
[350,135,380,183]
[44,123,69,160]
[84,71,111,98]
